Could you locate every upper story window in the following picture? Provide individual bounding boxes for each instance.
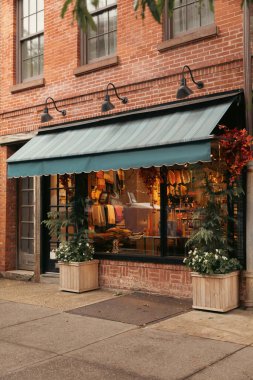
[18,0,44,82]
[81,0,117,64]
[165,0,214,39]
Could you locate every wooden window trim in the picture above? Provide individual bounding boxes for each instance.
[10,77,45,93]
[74,55,118,76]
[157,23,218,52]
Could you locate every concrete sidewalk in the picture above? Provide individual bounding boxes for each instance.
[0,278,253,379]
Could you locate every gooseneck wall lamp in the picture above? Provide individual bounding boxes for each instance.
[176,65,204,99]
[101,83,128,112]
[41,97,67,123]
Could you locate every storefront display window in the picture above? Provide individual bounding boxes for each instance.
[84,163,234,258]
[45,162,241,260]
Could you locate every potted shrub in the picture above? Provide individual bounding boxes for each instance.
[51,236,99,293]
[43,193,99,293]
[184,176,242,312]
[183,126,252,312]
[184,248,241,312]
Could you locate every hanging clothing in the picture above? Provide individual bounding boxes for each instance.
[106,205,116,225]
[114,205,124,223]
[91,204,106,227]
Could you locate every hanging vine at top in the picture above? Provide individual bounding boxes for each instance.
[61,0,252,32]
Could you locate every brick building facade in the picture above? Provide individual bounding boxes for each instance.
[0,0,252,301]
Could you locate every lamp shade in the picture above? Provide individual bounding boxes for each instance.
[41,107,53,123]
[101,95,115,112]
[176,85,193,99]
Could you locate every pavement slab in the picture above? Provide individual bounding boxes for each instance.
[0,355,156,380]
[67,292,192,326]
[0,341,56,378]
[65,328,242,380]
[150,309,253,345]
[0,312,135,354]
[0,279,116,311]
[0,302,59,329]
[189,346,253,380]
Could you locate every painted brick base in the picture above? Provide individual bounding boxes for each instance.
[99,260,192,298]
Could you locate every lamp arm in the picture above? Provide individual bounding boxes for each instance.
[182,65,200,86]
[45,97,64,114]
[106,82,125,101]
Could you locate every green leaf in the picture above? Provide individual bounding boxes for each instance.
[167,0,175,17]
[146,0,162,23]
[133,0,139,12]
[61,0,73,18]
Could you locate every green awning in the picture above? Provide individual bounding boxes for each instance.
[7,99,233,177]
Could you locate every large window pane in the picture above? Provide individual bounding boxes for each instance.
[39,35,44,54]
[29,13,37,34]
[22,40,31,59]
[31,56,39,76]
[88,16,98,38]
[21,207,29,221]
[22,59,31,80]
[20,0,44,81]
[107,0,117,5]
[109,31,116,55]
[171,0,213,37]
[31,38,39,56]
[21,239,29,252]
[88,38,97,61]
[201,0,214,25]
[30,0,36,14]
[98,12,108,35]
[88,169,160,256]
[85,2,117,63]
[22,0,29,17]
[98,35,108,57]
[37,10,44,32]
[187,2,199,30]
[37,0,44,12]
[109,8,117,31]
[22,17,29,37]
[173,8,186,35]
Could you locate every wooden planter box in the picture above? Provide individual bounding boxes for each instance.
[191,271,240,312]
[59,260,99,293]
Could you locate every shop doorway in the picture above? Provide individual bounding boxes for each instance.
[18,177,35,270]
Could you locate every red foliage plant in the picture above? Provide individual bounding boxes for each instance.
[219,125,253,184]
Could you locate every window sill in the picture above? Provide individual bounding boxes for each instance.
[157,24,218,52]
[10,78,45,94]
[74,55,118,76]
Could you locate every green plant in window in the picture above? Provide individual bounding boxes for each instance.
[42,194,94,262]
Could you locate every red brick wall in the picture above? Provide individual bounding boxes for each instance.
[99,260,247,301]
[0,0,246,278]
[0,0,244,135]
[99,260,192,298]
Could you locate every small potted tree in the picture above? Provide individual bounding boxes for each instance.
[184,126,252,312]
[43,194,99,293]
